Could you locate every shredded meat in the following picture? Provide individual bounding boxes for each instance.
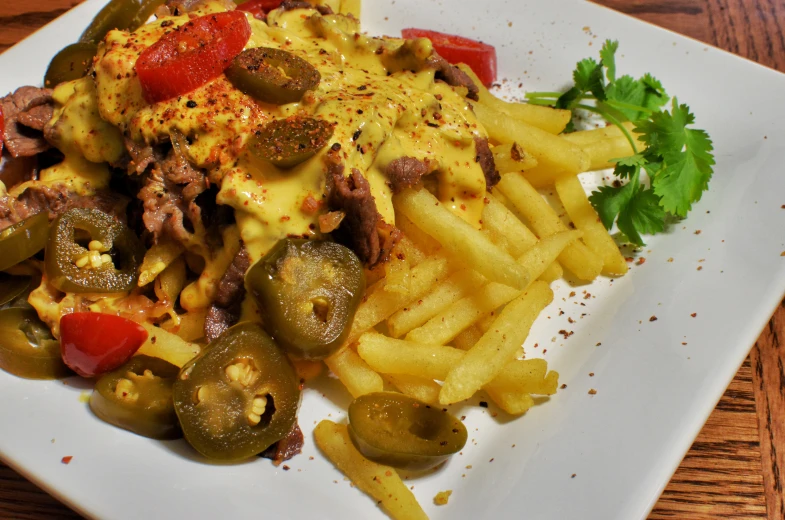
[325,150,401,267]
[0,184,127,231]
[474,137,500,189]
[427,55,479,101]
[17,104,54,132]
[204,247,250,342]
[1,86,54,158]
[138,146,207,244]
[385,157,429,193]
[260,423,304,466]
[280,0,315,10]
[0,155,38,191]
[124,138,161,175]
[164,0,233,14]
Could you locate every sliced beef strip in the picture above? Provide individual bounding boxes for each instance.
[124,138,161,175]
[204,246,250,342]
[1,86,54,158]
[474,137,500,190]
[279,0,333,14]
[138,146,207,244]
[17,104,54,132]
[325,150,401,267]
[385,156,429,193]
[426,55,479,101]
[164,0,234,14]
[0,184,128,231]
[0,155,38,191]
[260,423,304,466]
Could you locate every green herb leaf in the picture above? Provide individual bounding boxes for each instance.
[526,43,714,244]
[637,99,715,216]
[617,189,666,245]
[599,40,618,83]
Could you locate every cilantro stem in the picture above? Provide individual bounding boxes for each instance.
[575,104,638,153]
[524,92,563,99]
[603,99,654,115]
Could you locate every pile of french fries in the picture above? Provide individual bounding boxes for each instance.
[312,69,637,518]
[133,53,638,520]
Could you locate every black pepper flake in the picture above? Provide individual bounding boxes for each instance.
[282,465,290,471]
[330,143,341,151]
[479,401,488,408]
[352,129,362,141]
[186,100,197,108]
[426,122,439,128]
[358,85,367,91]
[649,315,658,322]
[357,109,364,114]
[160,20,173,27]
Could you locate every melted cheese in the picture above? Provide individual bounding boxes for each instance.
[85,1,488,267]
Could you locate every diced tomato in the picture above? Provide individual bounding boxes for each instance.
[235,0,284,19]
[401,28,497,87]
[135,11,251,104]
[59,313,148,378]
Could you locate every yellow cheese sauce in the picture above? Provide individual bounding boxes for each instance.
[82,1,489,266]
[32,1,490,317]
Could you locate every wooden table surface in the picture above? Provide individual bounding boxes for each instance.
[1,1,784,518]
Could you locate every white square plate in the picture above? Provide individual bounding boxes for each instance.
[2,1,785,519]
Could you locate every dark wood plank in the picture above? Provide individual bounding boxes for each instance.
[751,302,785,520]
[649,360,767,519]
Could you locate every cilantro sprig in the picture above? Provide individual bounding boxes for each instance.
[526,40,715,246]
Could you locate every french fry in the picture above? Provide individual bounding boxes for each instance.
[485,363,559,416]
[358,333,558,408]
[180,225,241,311]
[325,347,384,398]
[357,333,463,379]
[484,388,536,415]
[386,268,486,338]
[383,252,411,295]
[524,124,644,186]
[451,323,485,351]
[560,122,637,146]
[405,282,521,346]
[517,230,583,282]
[572,135,642,171]
[396,212,442,255]
[473,102,589,176]
[456,63,570,134]
[154,256,187,305]
[538,261,563,283]
[492,142,539,173]
[555,175,628,276]
[394,188,528,289]
[385,374,441,405]
[440,281,553,404]
[339,0,361,17]
[522,163,572,189]
[348,255,450,344]
[481,193,538,257]
[136,323,201,368]
[313,421,428,520]
[161,310,207,342]
[138,239,184,287]
[497,173,603,280]
[485,358,555,394]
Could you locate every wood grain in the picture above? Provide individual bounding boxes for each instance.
[0,1,784,519]
[751,300,785,520]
